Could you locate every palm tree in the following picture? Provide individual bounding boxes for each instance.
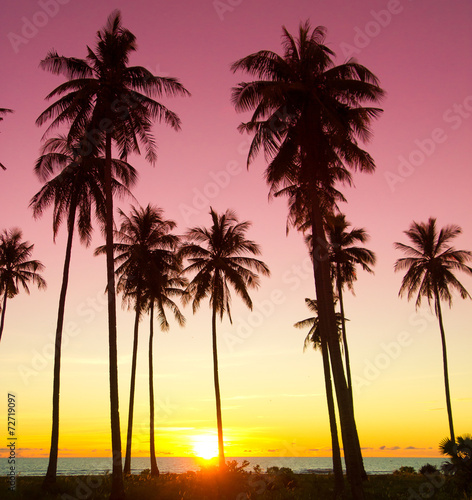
[394,218,472,443]
[0,108,13,170]
[36,11,189,498]
[0,228,46,341]
[294,298,344,497]
[180,208,270,468]
[231,21,384,498]
[144,247,186,476]
[326,214,376,396]
[96,204,180,475]
[30,135,136,488]
[439,434,472,497]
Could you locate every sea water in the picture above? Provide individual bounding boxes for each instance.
[0,456,446,476]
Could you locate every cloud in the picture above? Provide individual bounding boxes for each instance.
[267,449,279,452]
[379,446,400,451]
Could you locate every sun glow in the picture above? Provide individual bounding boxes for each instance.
[192,435,219,460]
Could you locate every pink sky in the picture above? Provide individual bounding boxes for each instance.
[1,0,471,460]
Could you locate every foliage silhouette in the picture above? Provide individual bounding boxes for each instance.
[31,134,136,487]
[37,10,189,498]
[232,20,384,498]
[0,228,46,341]
[180,208,269,468]
[395,218,472,443]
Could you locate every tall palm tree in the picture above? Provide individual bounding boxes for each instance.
[30,135,136,488]
[231,21,384,498]
[0,228,46,341]
[294,298,344,497]
[394,218,472,443]
[180,208,270,468]
[0,108,13,170]
[36,11,189,498]
[96,204,180,475]
[144,247,186,476]
[326,214,376,396]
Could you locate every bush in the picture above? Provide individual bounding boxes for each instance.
[393,466,416,475]
[440,434,472,497]
[266,466,298,490]
[419,463,440,476]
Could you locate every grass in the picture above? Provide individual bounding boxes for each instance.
[0,469,463,500]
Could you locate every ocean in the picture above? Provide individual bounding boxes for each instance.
[0,456,446,477]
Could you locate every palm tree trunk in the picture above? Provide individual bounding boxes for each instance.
[337,275,366,482]
[336,272,352,399]
[149,301,159,477]
[104,132,125,500]
[43,200,77,489]
[434,290,455,443]
[123,291,141,475]
[212,297,225,468]
[309,191,365,500]
[320,338,344,497]
[0,288,8,342]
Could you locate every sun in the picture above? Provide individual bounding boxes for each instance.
[192,435,219,460]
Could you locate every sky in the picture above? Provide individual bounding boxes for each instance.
[0,0,471,463]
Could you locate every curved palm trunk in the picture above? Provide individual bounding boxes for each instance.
[0,288,8,341]
[309,191,365,500]
[320,338,344,497]
[43,200,77,489]
[123,291,142,475]
[104,132,125,500]
[212,299,225,468]
[148,301,159,477]
[434,290,455,443]
[336,272,352,400]
[336,276,366,482]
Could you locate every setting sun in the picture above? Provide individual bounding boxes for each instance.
[192,435,219,460]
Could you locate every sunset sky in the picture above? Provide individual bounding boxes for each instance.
[1,0,471,462]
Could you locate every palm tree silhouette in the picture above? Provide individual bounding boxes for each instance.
[439,434,472,496]
[36,11,189,497]
[96,204,181,476]
[326,214,375,397]
[144,246,186,476]
[231,21,384,498]
[395,217,472,443]
[180,208,270,468]
[0,108,13,170]
[0,228,46,341]
[294,298,344,497]
[30,135,136,488]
